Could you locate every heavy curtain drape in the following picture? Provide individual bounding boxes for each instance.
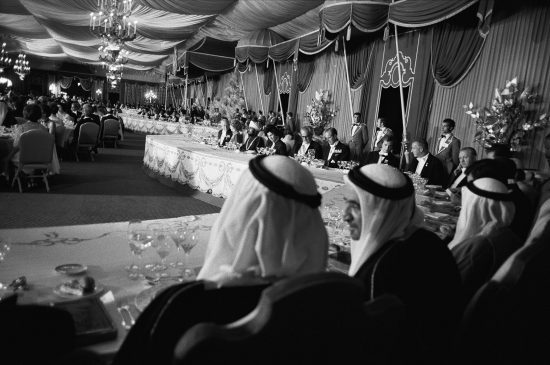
[431,0,494,87]
[59,76,73,89]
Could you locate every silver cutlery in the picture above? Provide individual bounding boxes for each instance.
[117,304,135,330]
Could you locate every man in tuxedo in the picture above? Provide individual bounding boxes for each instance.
[349,112,369,163]
[447,147,477,189]
[295,126,323,159]
[406,138,447,186]
[323,127,350,168]
[435,118,461,175]
[73,103,100,145]
[372,117,394,152]
[364,137,399,168]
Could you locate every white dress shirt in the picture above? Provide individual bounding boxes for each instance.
[352,124,359,136]
[327,142,337,162]
[415,154,429,175]
[450,167,467,189]
[377,152,388,164]
[298,142,310,156]
[438,133,453,153]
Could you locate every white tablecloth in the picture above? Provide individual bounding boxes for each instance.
[120,113,217,140]
[144,135,345,198]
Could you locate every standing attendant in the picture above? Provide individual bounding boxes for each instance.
[435,118,461,176]
[349,112,369,163]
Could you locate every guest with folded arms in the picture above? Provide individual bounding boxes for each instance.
[323,127,350,168]
[448,177,520,306]
[240,121,265,153]
[198,155,328,283]
[295,126,323,159]
[343,164,461,364]
[364,136,399,168]
[265,125,287,156]
[217,117,232,147]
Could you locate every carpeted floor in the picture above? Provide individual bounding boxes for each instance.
[0,132,223,229]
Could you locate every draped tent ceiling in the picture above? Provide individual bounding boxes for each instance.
[0,0,481,74]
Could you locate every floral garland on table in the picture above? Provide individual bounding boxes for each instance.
[464,77,550,152]
[304,89,337,132]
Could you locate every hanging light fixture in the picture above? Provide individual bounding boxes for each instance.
[91,0,136,66]
[13,53,30,80]
[0,43,12,73]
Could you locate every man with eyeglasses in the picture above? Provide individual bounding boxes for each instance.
[295,126,323,159]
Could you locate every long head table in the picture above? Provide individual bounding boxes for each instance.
[120,113,218,139]
[144,135,346,198]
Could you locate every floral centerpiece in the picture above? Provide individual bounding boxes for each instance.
[464,77,550,152]
[304,89,337,134]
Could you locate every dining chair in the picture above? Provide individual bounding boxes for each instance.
[102,118,120,148]
[173,272,404,365]
[74,122,99,162]
[11,129,54,193]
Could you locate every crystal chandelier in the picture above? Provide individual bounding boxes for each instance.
[99,46,129,65]
[14,53,30,80]
[145,90,157,103]
[0,43,12,73]
[90,0,137,64]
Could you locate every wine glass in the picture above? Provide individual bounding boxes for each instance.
[126,220,153,280]
[148,223,172,276]
[180,226,199,280]
[169,224,188,269]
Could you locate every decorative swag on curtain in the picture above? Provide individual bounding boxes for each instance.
[59,76,73,89]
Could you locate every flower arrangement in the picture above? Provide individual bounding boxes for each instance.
[304,89,337,131]
[464,77,550,151]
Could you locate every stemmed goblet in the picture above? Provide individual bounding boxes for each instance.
[148,223,172,277]
[126,220,153,280]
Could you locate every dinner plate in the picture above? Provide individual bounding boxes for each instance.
[53,284,104,299]
[55,263,88,276]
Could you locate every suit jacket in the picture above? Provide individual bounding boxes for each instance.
[446,168,468,189]
[323,141,350,168]
[266,139,288,156]
[407,153,448,186]
[294,140,323,160]
[239,135,265,152]
[364,151,399,168]
[348,123,369,162]
[73,114,100,143]
[372,128,394,151]
[217,129,233,146]
[435,135,460,175]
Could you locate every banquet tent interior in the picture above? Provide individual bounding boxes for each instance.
[1,0,550,364]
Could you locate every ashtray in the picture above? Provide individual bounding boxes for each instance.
[55,263,88,276]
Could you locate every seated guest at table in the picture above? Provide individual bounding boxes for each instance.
[372,117,393,152]
[70,101,81,120]
[10,104,48,164]
[239,122,265,153]
[229,119,244,144]
[198,155,328,282]
[323,127,350,168]
[364,136,398,168]
[73,103,100,145]
[447,147,477,189]
[406,138,447,186]
[343,164,461,364]
[448,177,519,306]
[265,125,287,156]
[38,103,54,135]
[295,126,323,159]
[282,127,297,156]
[217,117,233,147]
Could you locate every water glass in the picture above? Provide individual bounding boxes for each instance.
[127,220,153,280]
[148,223,172,275]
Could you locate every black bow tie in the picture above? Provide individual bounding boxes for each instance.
[353,123,360,126]
[379,153,388,157]
[441,135,446,138]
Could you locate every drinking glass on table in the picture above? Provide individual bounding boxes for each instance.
[180,226,199,280]
[169,224,188,269]
[126,220,153,280]
[148,222,172,276]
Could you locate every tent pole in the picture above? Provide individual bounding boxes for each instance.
[184,75,188,111]
[342,36,355,128]
[239,72,249,111]
[254,64,265,113]
[393,24,408,170]
[164,75,168,109]
[204,74,208,107]
[272,60,285,125]
[179,84,184,106]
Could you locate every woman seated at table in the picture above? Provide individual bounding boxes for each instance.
[239,121,264,153]
[343,164,461,364]
[265,125,288,156]
[229,119,244,145]
[198,155,328,283]
[217,117,232,147]
[448,177,520,306]
[11,104,48,157]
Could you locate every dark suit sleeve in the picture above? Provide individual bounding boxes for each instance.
[361,126,369,153]
[314,143,324,159]
[431,156,448,186]
[451,139,461,168]
[341,144,350,161]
